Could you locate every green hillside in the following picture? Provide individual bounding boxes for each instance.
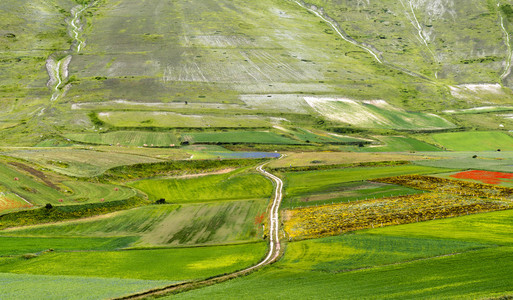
[3,0,513,298]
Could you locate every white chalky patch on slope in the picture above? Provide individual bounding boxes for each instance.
[304,97,389,126]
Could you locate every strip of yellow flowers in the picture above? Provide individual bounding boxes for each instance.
[285,175,513,240]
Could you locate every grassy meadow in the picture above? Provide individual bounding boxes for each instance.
[0,243,266,281]
[171,210,513,299]
[129,169,272,203]
[430,131,513,151]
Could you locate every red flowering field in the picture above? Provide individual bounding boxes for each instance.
[0,195,31,213]
[450,170,513,185]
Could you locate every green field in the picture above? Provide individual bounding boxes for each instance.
[172,247,513,299]
[431,131,513,151]
[414,151,513,172]
[278,234,485,272]
[0,273,174,300]
[0,243,266,281]
[362,136,441,152]
[0,163,65,205]
[0,162,136,206]
[287,128,367,144]
[374,209,513,245]
[97,112,271,128]
[6,200,267,246]
[282,181,423,209]
[0,236,136,256]
[65,131,180,147]
[268,152,421,168]
[284,165,449,197]
[130,169,272,203]
[182,131,301,145]
[62,181,136,204]
[1,148,162,177]
[171,210,513,299]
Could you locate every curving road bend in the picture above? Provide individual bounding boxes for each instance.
[113,163,284,300]
[253,164,284,267]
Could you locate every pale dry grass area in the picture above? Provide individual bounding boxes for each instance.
[268,152,433,168]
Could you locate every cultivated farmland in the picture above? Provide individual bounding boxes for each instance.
[5,200,267,246]
[129,169,273,203]
[3,0,513,298]
[65,131,180,147]
[430,131,513,151]
[0,243,266,281]
[171,209,513,299]
[284,165,447,197]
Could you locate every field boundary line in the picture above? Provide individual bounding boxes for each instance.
[110,159,285,299]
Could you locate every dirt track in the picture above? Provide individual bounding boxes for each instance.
[111,162,284,299]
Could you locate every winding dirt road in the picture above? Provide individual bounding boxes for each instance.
[112,163,284,300]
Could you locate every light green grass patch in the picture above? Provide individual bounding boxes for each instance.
[130,169,272,203]
[65,131,180,147]
[430,131,513,151]
[0,243,266,281]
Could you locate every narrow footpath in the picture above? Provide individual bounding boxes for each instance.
[113,162,284,299]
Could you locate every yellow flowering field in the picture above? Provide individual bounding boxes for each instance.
[284,175,513,240]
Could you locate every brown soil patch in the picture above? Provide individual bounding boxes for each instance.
[9,162,61,190]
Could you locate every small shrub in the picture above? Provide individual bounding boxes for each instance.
[22,253,38,260]
[155,198,166,204]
